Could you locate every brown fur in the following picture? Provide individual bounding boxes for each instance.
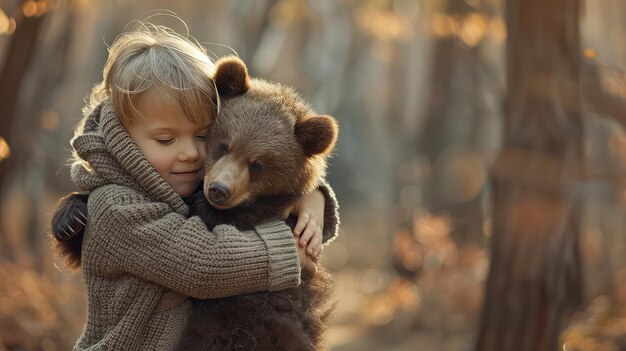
[212,55,251,98]
[179,269,334,351]
[179,56,338,351]
[296,115,339,156]
[50,192,89,269]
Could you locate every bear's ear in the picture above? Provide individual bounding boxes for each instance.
[295,115,339,156]
[213,56,250,98]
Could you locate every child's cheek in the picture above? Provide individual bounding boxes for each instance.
[199,148,209,163]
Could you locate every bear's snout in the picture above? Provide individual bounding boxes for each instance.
[207,182,231,204]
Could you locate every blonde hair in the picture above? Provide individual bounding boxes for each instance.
[80,21,218,131]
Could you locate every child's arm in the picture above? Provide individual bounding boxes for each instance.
[317,179,340,243]
[87,185,303,299]
[285,180,340,259]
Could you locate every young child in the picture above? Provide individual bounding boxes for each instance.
[51,22,339,350]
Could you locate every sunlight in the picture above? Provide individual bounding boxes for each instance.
[0,9,15,35]
[0,137,11,161]
[583,48,598,59]
[431,13,457,38]
[22,1,38,17]
[4,0,626,349]
[459,12,488,47]
[487,16,506,42]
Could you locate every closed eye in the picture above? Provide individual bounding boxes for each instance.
[156,138,174,145]
[195,134,208,141]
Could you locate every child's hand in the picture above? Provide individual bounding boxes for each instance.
[297,243,318,274]
[282,189,325,259]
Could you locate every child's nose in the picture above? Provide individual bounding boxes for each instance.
[178,140,199,161]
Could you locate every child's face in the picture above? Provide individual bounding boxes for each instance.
[126,94,210,198]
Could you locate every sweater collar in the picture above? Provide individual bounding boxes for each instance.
[70,100,189,216]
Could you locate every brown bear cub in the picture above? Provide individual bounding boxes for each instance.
[178,56,338,351]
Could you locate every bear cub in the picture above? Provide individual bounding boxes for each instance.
[178,56,338,351]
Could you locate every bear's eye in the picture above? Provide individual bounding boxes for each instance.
[216,143,228,157]
[249,161,263,173]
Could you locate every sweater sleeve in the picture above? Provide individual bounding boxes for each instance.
[317,179,340,244]
[86,186,301,299]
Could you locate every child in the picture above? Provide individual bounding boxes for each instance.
[51,21,339,350]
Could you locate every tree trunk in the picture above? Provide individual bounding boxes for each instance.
[413,0,489,245]
[476,1,584,350]
[0,14,46,190]
[0,11,46,258]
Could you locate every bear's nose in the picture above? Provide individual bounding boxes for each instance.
[208,182,231,204]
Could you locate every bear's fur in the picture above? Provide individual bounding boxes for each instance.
[50,191,89,269]
[178,56,338,351]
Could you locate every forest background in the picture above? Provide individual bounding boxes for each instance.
[1,0,626,350]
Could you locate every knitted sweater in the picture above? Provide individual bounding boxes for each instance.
[69,101,340,350]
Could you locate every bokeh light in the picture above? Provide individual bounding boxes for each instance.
[0,138,11,161]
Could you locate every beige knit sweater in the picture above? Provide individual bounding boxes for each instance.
[69,101,339,350]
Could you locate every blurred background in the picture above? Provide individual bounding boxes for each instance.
[1,0,626,350]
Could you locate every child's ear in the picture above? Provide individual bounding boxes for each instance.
[213,56,250,98]
[295,115,339,156]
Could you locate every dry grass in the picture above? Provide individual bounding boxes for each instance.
[0,254,85,351]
